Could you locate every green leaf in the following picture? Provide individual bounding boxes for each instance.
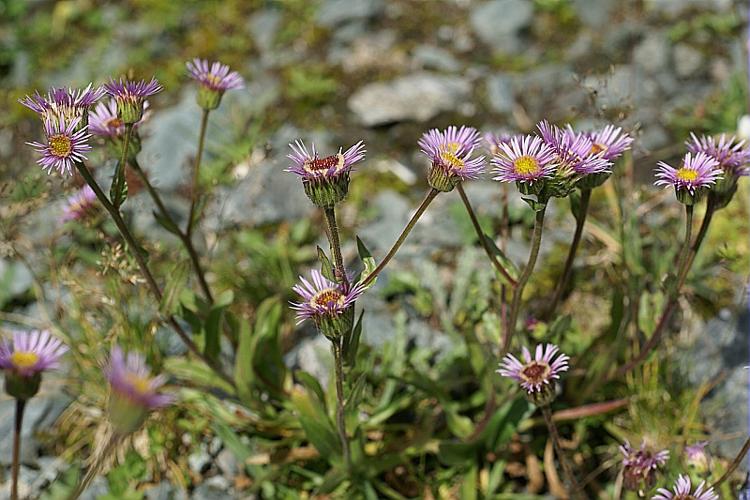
[356,236,377,287]
[152,210,182,236]
[569,190,582,221]
[291,385,341,460]
[521,196,547,212]
[317,246,336,282]
[203,307,223,362]
[296,371,327,407]
[481,232,519,283]
[165,356,235,395]
[342,309,364,368]
[438,440,479,466]
[461,465,478,500]
[159,262,190,315]
[344,372,367,411]
[110,160,128,208]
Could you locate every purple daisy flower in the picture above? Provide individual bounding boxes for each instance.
[538,121,612,176]
[0,330,68,378]
[652,474,718,500]
[587,124,634,161]
[61,185,98,222]
[19,84,104,127]
[105,347,173,410]
[26,116,92,176]
[491,134,557,185]
[620,440,670,491]
[655,152,721,201]
[103,77,162,124]
[684,441,710,472]
[186,58,244,92]
[89,99,150,138]
[687,133,750,177]
[418,125,485,191]
[497,344,569,405]
[291,270,366,339]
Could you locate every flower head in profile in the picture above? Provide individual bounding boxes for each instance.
[0,330,68,399]
[620,440,670,491]
[538,121,612,177]
[61,186,98,222]
[418,126,485,191]
[655,151,721,204]
[26,116,92,176]
[187,58,244,110]
[652,474,718,500]
[287,140,366,207]
[492,134,557,192]
[687,133,750,204]
[19,84,104,129]
[497,343,569,405]
[105,347,173,433]
[103,77,162,124]
[89,99,150,138]
[291,270,365,340]
[484,131,514,156]
[587,125,633,161]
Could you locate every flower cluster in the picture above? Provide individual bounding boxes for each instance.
[291,270,365,340]
[652,474,718,500]
[418,126,485,192]
[20,84,104,130]
[619,440,670,491]
[187,58,244,110]
[0,330,68,400]
[497,343,569,405]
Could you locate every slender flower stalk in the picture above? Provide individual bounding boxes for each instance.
[323,206,349,287]
[332,338,350,472]
[502,206,546,355]
[542,405,584,499]
[361,188,439,287]
[111,123,133,208]
[186,109,210,239]
[11,399,25,500]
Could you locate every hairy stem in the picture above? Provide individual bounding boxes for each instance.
[74,162,233,386]
[332,339,351,472]
[502,206,547,356]
[614,200,713,378]
[362,188,439,287]
[548,188,592,316]
[131,159,214,303]
[456,183,517,286]
[323,206,349,288]
[186,109,210,239]
[11,399,26,500]
[711,435,750,489]
[541,405,583,499]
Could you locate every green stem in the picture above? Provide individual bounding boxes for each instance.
[131,160,214,304]
[548,188,591,316]
[11,399,26,500]
[73,162,233,387]
[711,435,750,489]
[112,124,133,208]
[186,109,210,238]
[502,206,547,356]
[332,339,351,472]
[541,405,583,499]
[614,200,713,378]
[362,188,439,287]
[675,204,694,279]
[456,183,517,286]
[323,206,349,288]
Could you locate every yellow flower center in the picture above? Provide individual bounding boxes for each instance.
[206,73,222,87]
[520,361,550,384]
[11,351,39,369]
[439,150,465,170]
[590,143,607,155]
[126,373,152,395]
[513,155,540,176]
[311,288,345,308]
[105,117,124,130]
[676,168,698,182]
[49,134,73,157]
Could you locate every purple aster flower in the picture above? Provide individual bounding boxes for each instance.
[187,59,245,110]
[286,140,366,207]
[103,77,162,124]
[655,152,721,203]
[291,270,366,339]
[187,58,244,91]
[587,124,634,161]
[105,347,173,410]
[89,98,150,138]
[61,185,98,222]
[19,84,104,128]
[491,134,557,185]
[0,330,68,378]
[418,125,485,191]
[620,440,670,491]
[687,133,750,177]
[497,343,569,405]
[26,116,91,176]
[652,474,718,500]
[684,441,710,472]
[538,121,612,176]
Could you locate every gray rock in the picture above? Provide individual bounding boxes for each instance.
[645,0,732,16]
[188,444,212,475]
[289,334,331,387]
[673,44,704,78]
[216,449,239,477]
[470,0,533,52]
[144,480,187,500]
[316,0,385,27]
[359,190,411,255]
[0,259,33,305]
[248,9,281,55]
[79,476,109,500]
[486,74,515,114]
[412,45,461,72]
[633,33,670,75]
[572,0,617,27]
[348,72,471,126]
